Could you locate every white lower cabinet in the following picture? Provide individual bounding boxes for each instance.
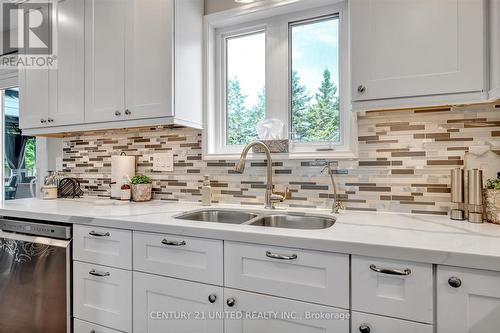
[133,271,223,333]
[73,225,132,270]
[437,266,500,333]
[351,256,433,323]
[224,242,349,308]
[351,312,433,333]
[133,231,223,285]
[223,288,349,333]
[73,261,132,333]
[74,318,122,333]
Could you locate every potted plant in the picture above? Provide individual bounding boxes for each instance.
[484,176,500,224]
[131,175,153,202]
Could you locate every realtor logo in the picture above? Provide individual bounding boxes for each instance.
[1,1,57,69]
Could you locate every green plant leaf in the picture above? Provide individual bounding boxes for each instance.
[131,175,152,184]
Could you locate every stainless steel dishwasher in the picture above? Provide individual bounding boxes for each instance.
[0,217,72,333]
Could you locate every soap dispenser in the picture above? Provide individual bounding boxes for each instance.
[201,175,212,206]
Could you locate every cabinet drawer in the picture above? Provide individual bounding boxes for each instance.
[73,261,132,332]
[133,231,223,285]
[133,271,224,333]
[352,256,433,323]
[224,241,349,308]
[224,288,350,333]
[74,318,122,333]
[351,312,433,333]
[74,225,132,269]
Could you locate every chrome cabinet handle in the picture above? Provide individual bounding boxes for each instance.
[357,85,366,93]
[89,230,110,237]
[89,269,110,277]
[115,110,122,116]
[359,323,371,333]
[208,294,217,303]
[124,109,131,115]
[266,251,298,260]
[161,239,186,246]
[369,264,411,276]
[226,298,236,307]
[448,276,462,288]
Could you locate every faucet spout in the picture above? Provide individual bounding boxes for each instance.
[234,141,282,209]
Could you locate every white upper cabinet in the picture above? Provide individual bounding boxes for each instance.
[84,0,203,126]
[20,0,84,129]
[351,0,486,110]
[437,266,500,333]
[20,0,203,134]
[49,0,85,126]
[84,0,126,123]
[490,0,500,100]
[124,0,174,121]
[19,69,49,129]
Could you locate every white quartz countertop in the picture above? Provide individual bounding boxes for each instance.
[1,198,500,271]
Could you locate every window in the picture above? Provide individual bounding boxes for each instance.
[290,16,340,143]
[2,87,37,200]
[226,31,266,145]
[207,2,354,159]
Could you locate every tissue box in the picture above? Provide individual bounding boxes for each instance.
[252,139,289,153]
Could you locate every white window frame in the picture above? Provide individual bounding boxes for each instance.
[204,0,357,160]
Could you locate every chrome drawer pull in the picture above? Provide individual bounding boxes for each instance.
[161,239,186,246]
[369,264,411,276]
[89,230,110,237]
[89,269,110,277]
[266,251,298,260]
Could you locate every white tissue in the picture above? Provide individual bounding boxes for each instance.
[256,119,284,140]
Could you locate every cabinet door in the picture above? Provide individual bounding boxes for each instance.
[351,0,484,101]
[437,266,500,333]
[352,312,433,333]
[133,231,223,285]
[224,242,349,308]
[133,271,223,333]
[19,68,49,129]
[351,256,433,323]
[73,224,132,270]
[74,318,123,333]
[48,0,84,126]
[224,288,350,333]
[85,0,126,123]
[491,0,500,99]
[73,261,132,332]
[124,0,173,120]
[19,4,49,130]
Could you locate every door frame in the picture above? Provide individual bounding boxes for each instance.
[0,72,47,200]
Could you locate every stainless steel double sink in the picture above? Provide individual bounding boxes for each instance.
[174,209,335,230]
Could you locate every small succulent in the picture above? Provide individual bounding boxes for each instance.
[131,175,152,184]
[486,178,500,190]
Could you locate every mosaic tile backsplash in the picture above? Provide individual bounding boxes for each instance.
[62,103,500,215]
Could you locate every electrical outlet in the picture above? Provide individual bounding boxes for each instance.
[177,150,187,161]
[55,157,63,171]
[153,153,174,172]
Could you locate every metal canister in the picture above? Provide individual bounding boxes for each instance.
[450,168,465,220]
[468,169,484,223]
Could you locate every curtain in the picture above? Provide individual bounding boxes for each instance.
[5,115,28,176]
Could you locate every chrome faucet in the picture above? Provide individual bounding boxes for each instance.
[234,141,284,209]
[321,162,345,214]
